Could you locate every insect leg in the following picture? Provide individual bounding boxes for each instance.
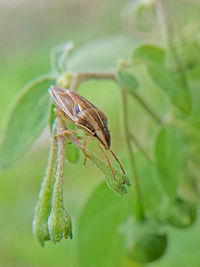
[54,108,70,123]
[82,140,87,165]
[109,149,126,175]
[97,144,116,180]
[54,129,78,138]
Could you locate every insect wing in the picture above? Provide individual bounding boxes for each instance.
[49,86,76,122]
[67,90,96,112]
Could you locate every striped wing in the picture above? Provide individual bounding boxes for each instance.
[49,86,96,122]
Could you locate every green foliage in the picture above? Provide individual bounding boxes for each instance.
[155,126,183,199]
[128,232,167,263]
[0,75,55,168]
[147,63,192,115]
[1,1,200,266]
[33,124,58,246]
[166,198,196,228]
[78,183,133,267]
[117,69,138,91]
[65,124,79,164]
[119,216,167,264]
[132,44,164,65]
[66,35,139,72]
[88,152,131,195]
[135,154,161,212]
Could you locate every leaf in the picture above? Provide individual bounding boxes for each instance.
[67,35,139,72]
[118,70,138,91]
[166,198,196,228]
[135,154,161,212]
[50,41,74,73]
[128,232,167,263]
[155,126,183,199]
[65,124,79,164]
[0,75,55,168]
[148,63,192,114]
[78,182,133,267]
[48,102,55,131]
[119,216,167,264]
[88,152,131,196]
[132,44,164,65]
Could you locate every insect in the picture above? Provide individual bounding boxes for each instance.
[49,86,125,180]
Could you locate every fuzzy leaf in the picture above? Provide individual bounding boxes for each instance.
[0,75,55,168]
[88,152,131,195]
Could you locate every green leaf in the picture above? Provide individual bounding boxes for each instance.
[148,63,192,114]
[50,41,74,73]
[132,45,164,65]
[128,232,167,263]
[65,141,80,164]
[48,102,55,131]
[78,182,133,267]
[166,198,196,228]
[118,70,138,91]
[119,216,167,264]
[65,124,79,164]
[135,154,161,212]
[88,152,131,196]
[67,35,139,72]
[155,126,183,199]
[0,75,55,168]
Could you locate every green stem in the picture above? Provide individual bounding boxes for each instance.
[70,71,163,126]
[121,87,144,221]
[127,89,163,125]
[129,132,155,165]
[33,122,58,246]
[70,71,116,91]
[48,118,72,242]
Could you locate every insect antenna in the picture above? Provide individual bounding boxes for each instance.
[109,149,126,175]
[97,144,116,180]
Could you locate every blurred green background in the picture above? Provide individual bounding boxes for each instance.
[0,0,200,266]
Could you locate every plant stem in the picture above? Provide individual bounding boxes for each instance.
[70,71,163,126]
[121,87,144,221]
[70,71,116,91]
[33,121,58,246]
[127,89,163,125]
[129,132,154,165]
[155,0,168,45]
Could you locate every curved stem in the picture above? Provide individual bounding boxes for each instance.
[70,71,163,126]
[129,132,155,165]
[121,87,144,221]
[127,89,163,125]
[70,71,116,92]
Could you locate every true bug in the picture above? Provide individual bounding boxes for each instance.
[49,86,125,179]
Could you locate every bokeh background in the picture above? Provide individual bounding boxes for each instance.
[1,0,200,266]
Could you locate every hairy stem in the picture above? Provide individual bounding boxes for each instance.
[33,122,58,246]
[70,71,116,91]
[48,118,72,242]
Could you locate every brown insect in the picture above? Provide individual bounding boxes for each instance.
[49,86,125,180]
